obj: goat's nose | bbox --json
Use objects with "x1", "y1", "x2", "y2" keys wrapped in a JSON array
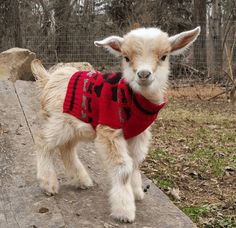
[{"x1": 137, "y1": 70, "x2": 151, "y2": 79}]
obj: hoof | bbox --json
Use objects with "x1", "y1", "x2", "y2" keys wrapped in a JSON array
[
  {"x1": 134, "y1": 187, "x2": 144, "y2": 201},
  {"x1": 39, "y1": 178, "x2": 59, "y2": 196},
  {"x1": 71, "y1": 174, "x2": 93, "y2": 190}
]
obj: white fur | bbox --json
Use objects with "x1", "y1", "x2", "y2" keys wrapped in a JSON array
[
  {"x1": 60, "y1": 146, "x2": 93, "y2": 189},
  {"x1": 126, "y1": 27, "x2": 163, "y2": 39},
  {"x1": 128, "y1": 129, "x2": 151, "y2": 200}
]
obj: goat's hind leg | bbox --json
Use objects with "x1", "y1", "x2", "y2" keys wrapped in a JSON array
[
  {"x1": 36, "y1": 133, "x2": 59, "y2": 195},
  {"x1": 60, "y1": 143, "x2": 93, "y2": 189},
  {"x1": 36, "y1": 114, "x2": 80, "y2": 195}
]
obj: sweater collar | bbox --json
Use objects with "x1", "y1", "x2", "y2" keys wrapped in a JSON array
[{"x1": 119, "y1": 78, "x2": 166, "y2": 114}]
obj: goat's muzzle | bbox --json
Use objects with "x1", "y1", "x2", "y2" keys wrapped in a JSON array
[
  {"x1": 136, "y1": 70, "x2": 153, "y2": 86},
  {"x1": 137, "y1": 70, "x2": 151, "y2": 80}
]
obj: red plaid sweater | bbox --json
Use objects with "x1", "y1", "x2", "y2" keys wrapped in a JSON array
[{"x1": 63, "y1": 71, "x2": 166, "y2": 139}]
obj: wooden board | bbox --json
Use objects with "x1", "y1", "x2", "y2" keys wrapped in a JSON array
[
  {"x1": 0, "y1": 80, "x2": 195, "y2": 228},
  {"x1": 0, "y1": 81, "x2": 65, "y2": 228}
]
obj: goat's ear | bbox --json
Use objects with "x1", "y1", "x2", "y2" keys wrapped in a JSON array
[
  {"x1": 94, "y1": 36, "x2": 124, "y2": 56},
  {"x1": 169, "y1": 27, "x2": 200, "y2": 55}
]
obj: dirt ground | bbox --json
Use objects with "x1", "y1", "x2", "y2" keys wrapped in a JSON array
[{"x1": 142, "y1": 85, "x2": 236, "y2": 227}]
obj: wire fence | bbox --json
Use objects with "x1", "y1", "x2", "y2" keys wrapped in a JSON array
[
  {"x1": 1, "y1": 31, "x2": 235, "y2": 85},
  {"x1": 0, "y1": 0, "x2": 235, "y2": 86},
  {"x1": 23, "y1": 34, "x2": 120, "y2": 69}
]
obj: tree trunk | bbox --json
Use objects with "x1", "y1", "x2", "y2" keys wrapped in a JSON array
[
  {"x1": 53, "y1": 0, "x2": 71, "y2": 62},
  {"x1": 39, "y1": 0, "x2": 52, "y2": 36},
  {"x1": 193, "y1": 0, "x2": 207, "y2": 71},
  {"x1": 13, "y1": 0, "x2": 22, "y2": 47},
  {"x1": 209, "y1": 0, "x2": 223, "y2": 76},
  {"x1": 0, "y1": 0, "x2": 22, "y2": 49}
]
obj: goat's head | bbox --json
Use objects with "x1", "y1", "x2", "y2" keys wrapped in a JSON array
[{"x1": 94, "y1": 27, "x2": 200, "y2": 96}]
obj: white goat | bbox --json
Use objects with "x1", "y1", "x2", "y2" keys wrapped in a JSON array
[{"x1": 31, "y1": 26, "x2": 200, "y2": 223}]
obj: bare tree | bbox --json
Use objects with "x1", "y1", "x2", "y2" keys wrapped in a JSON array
[
  {"x1": 14, "y1": 0, "x2": 23, "y2": 47},
  {"x1": 107, "y1": 0, "x2": 136, "y2": 29},
  {"x1": 193, "y1": 0, "x2": 207, "y2": 71},
  {"x1": 0, "y1": 0, "x2": 22, "y2": 48},
  {"x1": 208, "y1": 0, "x2": 223, "y2": 75},
  {"x1": 53, "y1": 0, "x2": 72, "y2": 61},
  {"x1": 38, "y1": 0, "x2": 53, "y2": 36}
]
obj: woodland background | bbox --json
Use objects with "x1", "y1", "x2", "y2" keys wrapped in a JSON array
[{"x1": 0, "y1": 0, "x2": 235, "y2": 85}]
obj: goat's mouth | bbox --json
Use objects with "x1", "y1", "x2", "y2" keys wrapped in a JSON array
[{"x1": 136, "y1": 79, "x2": 153, "y2": 87}]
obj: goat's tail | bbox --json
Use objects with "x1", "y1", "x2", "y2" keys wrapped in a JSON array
[{"x1": 31, "y1": 59, "x2": 50, "y2": 89}]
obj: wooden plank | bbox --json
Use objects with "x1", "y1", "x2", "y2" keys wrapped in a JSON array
[
  {"x1": 0, "y1": 81, "x2": 65, "y2": 228},
  {"x1": 15, "y1": 80, "x2": 195, "y2": 227}
]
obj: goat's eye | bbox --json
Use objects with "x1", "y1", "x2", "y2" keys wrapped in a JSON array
[
  {"x1": 124, "y1": 57, "x2": 130, "y2": 62},
  {"x1": 161, "y1": 55, "x2": 167, "y2": 61}
]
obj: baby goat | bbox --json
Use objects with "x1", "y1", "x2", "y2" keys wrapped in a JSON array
[{"x1": 31, "y1": 26, "x2": 200, "y2": 223}]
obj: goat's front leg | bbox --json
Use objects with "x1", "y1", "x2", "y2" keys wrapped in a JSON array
[
  {"x1": 131, "y1": 168, "x2": 144, "y2": 200},
  {"x1": 128, "y1": 129, "x2": 151, "y2": 201},
  {"x1": 95, "y1": 125, "x2": 135, "y2": 223}
]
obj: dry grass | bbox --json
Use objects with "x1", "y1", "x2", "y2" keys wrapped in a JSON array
[
  {"x1": 168, "y1": 84, "x2": 226, "y2": 99},
  {"x1": 142, "y1": 85, "x2": 236, "y2": 227}
]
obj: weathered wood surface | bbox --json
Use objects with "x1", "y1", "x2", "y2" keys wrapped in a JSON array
[{"x1": 0, "y1": 80, "x2": 195, "y2": 228}]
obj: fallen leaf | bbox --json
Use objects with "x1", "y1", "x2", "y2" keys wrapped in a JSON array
[
  {"x1": 103, "y1": 223, "x2": 113, "y2": 228},
  {"x1": 224, "y1": 166, "x2": 235, "y2": 172},
  {"x1": 188, "y1": 170, "x2": 198, "y2": 177},
  {"x1": 177, "y1": 138, "x2": 185, "y2": 142},
  {"x1": 0, "y1": 124, "x2": 3, "y2": 136},
  {"x1": 167, "y1": 187, "x2": 181, "y2": 200},
  {"x1": 38, "y1": 207, "x2": 49, "y2": 213}
]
